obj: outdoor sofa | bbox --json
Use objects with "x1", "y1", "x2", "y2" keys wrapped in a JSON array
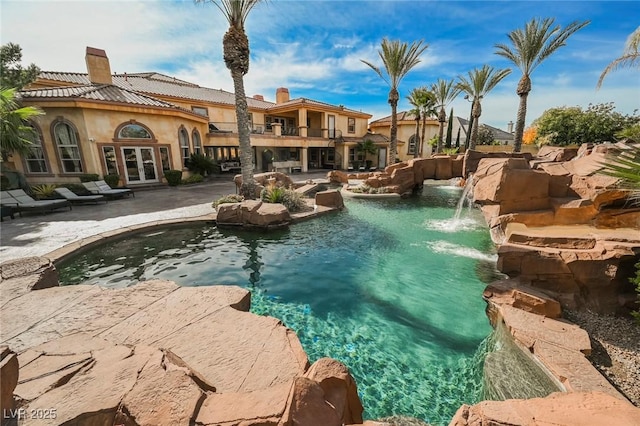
[{"x1": 0, "y1": 189, "x2": 72, "y2": 217}]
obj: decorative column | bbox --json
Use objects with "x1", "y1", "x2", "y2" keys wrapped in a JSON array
[
  {"x1": 298, "y1": 108, "x2": 308, "y2": 137},
  {"x1": 301, "y1": 147, "x2": 308, "y2": 172},
  {"x1": 271, "y1": 122, "x2": 282, "y2": 137}
]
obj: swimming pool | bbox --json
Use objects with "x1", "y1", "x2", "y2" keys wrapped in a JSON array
[{"x1": 58, "y1": 184, "x2": 496, "y2": 424}]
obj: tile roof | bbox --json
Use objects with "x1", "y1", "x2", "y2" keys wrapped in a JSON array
[
  {"x1": 268, "y1": 97, "x2": 370, "y2": 117},
  {"x1": 457, "y1": 117, "x2": 514, "y2": 140},
  {"x1": 38, "y1": 71, "x2": 274, "y2": 109},
  {"x1": 20, "y1": 84, "x2": 201, "y2": 115},
  {"x1": 370, "y1": 110, "x2": 437, "y2": 124}
]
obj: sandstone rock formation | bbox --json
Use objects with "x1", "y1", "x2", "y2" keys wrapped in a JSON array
[
  {"x1": 216, "y1": 199, "x2": 291, "y2": 229},
  {"x1": 315, "y1": 189, "x2": 344, "y2": 209},
  {"x1": 1, "y1": 258, "x2": 364, "y2": 425},
  {"x1": 449, "y1": 391, "x2": 640, "y2": 426},
  {"x1": 1, "y1": 346, "x2": 19, "y2": 423},
  {"x1": 471, "y1": 143, "x2": 640, "y2": 314},
  {"x1": 234, "y1": 171, "x2": 295, "y2": 197}
]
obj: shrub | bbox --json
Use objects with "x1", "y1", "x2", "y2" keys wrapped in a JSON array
[
  {"x1": 31, "y1": 184, "x2": 57, "y2": 199},
  {"x1": 103, "y1": 174, "x2": 120, "y2": 188},
  {"x1": 632, "y1": 261, "x2": 640, "y2": 324},
  {"x1": 186, "y1": 153, "x2": 216, "y2": 176},
  {"x1": 182, "y1": 173, "x2": 204, "y2": 185},
  {"x1": 0, "y1": 175, "x2": 9, "y2": 190},
  {"x1": 59, "y1": 183, "x2": 87, "y2": 194},
  {"x1": 212, "y1": 194, "x2": 244, "y2": 208},
  {"x1": 79, "y1": 174, "x2": 100, "y2": 182},
  {"x1": 164, "y1": 170, "x2": 183, "y2": 186},
  {"x1": 261, "y1": 185, "x2": 286, "y2": 203},
  {"x1": 281, "y1": 188, "x2": 307, "y2": 212}
]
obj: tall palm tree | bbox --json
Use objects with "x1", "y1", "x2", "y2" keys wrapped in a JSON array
[
  {"x1": 362, "y1": 38, "x2": 428, "y2": 164},
  {"x1": 406, "y1": 87, "x2": 435, "y2": 157},
  {"x1": 198, "y1": 0, "x2": 262, "y2": 198},
  {"x1": 495, "y1": 17, "x2": 590, "y2": 153},
  {"x1": 597, "y1": 26, "x2": 640, "y2": 89},
  {"x1": 456, "y1": 65, "x2": 512, "y2": 150},
  {"x1": 431, "y1": 78, "x2": 462, "y2": 153},
  {"x1": 0, "y1": 87, "x2": 44, "y2": 162}
]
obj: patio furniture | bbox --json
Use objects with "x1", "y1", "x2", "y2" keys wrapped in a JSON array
[
  {"x1": 1, "y1": 204, "x2": 15, "y2": 221},
  {"x1": 54, "y1": 187, "x2": 107, "y2": 204},
  {"x1": 1, "y1": 189, "x2": 72, "y2": 217},
  {"x1": 82, "y1": 181, "x2": 134, "y2": 198}
]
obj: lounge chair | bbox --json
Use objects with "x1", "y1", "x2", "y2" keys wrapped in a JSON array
[
  {"x1": 1, "y1": 189, "x2": 71, "y2": 217},
  {"x1": 82, "y1": 181, "x2": 134, "y2": 198},
  {"x1": 54, "y1": 187, "x2": 107, "y2": 204}
]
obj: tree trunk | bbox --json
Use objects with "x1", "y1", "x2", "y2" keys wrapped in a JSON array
[
  {"x1": 470, "y1": 100, "x2": 482, "y2": 150},
  {"x1": 224, "y1": 26, "x2": 254, "y2": 198},
  {"x1": 231, "y1": 69, "x2": 255, "y2": 198},
  {"x1": 513, "y1": 74, "x2": 531, "y2": 153},
  {"x1": 421, "y1": 114, "x2": 427, "y2": 157},
  {"x1": 465, "y1": 107, "x2": 474, "y2": 151},
  {"x1": 437, "y1": 107, "x2": 446, "y2": 153},
  {"x1": 388, "y1": 88, "x2": 399, "y2": 164},
  {"x1": 414, "y1": 116, "x2": 420, "y2": 158}
]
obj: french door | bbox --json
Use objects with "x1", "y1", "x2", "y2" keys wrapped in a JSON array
[{"x1": 121, "y1": 147, "x2": 158, "y2": 184}]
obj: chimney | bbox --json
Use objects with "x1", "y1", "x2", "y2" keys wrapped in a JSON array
[
  {"x1": 253, "y1": 94, "x2": 264, "y2": 101},
  {"x1": 85, "y1": 47, "x2": 112, "y2": 85},
  {"x1": 276, "y1": 87, "x2": 290, "y2": 104},
  {"x1": 507, "y1": 120, "x2": 514, "y2": 134}
]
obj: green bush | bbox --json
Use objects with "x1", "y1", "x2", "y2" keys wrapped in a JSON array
[
  {"x1": 164, "y1": 170, "x2": 183, "y2": 186},
  {"x1": 31, "y1": 184, "x2": 57, "y2": 199},
  {"x1": 261, "y1": 184, "x2": 308, "y2": 212},
  {"x1": 261, "y1": 185, "x2": 286, "y2": 203},
  {"x1": 0, "y1": 175, "x2": 9, "y2": 190},
  {"x1": 59, "y1": 183, "x2": 87, "y2": 194},
  {"x1": 186, "y1": 153, "x2": 216, "y2": 176},
  {"x1": 79, "y1": 174, "x2": 100, "y2": 182},
  {"x1": 182, "y1": 174, "x2": 204, "y2": 185},
  {"x1": 212, "y1": 194, "x2": 244, "y2": 208},
  {"x1": 103, "y1": 174, "x2": 120, "y2": 188}
]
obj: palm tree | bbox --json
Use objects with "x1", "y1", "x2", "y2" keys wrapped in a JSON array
[
  {"x1": 0, "y1": 87, "x2": 44, "y2": 162},
  {"x1": 495, "y1": 17, "x2": 590, "y2": 152},
  {"x1": 406, "y1": 87, "x2": 435, "y2": 157},
  {"x1": 456, "y1": 65, "x2": 512, "y2": 150},
  {"x1": 597, "y1": 26, "x2": 640, "y2": 89},
  {"x1": 356, "y1": 139, "x2": 378, "y2": 169},
  {"x1": 431, "y1": 78, "x2": 462, "y2": 153},
  {"x1": 198, "y1": 0, "x2": 263, "y2": 198},
  {"x1": 362, "y1": 38, "x2": 428, "y2": 164}
]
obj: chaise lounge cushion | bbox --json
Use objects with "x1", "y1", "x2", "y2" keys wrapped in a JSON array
[
  {"x1": 82, "y1": 181, "x2": 134, "y2": 198},
  {"x1": 54, "y1": 187, "x2": 107, "y2": 204},
  {"x1": 2, "y1": 189, "x2": 71, "y2": 215}
]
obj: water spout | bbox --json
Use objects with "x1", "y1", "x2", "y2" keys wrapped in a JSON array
[{"x1": 453, "y1": 175, "x2": 474, "y2": 222}]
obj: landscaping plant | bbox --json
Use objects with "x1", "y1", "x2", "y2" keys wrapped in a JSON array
[
  {"x1": 103, "y1": 174, "x2": 120, "y2": 188},
  {"x1": 212, "y1": 194, "x2": 244, "y2": 208},
  {"x1": 31, "y1": 183, "x2": 57, "y2": 199},
  {"x1": 164, "y1": 170, "x2": 183, "y2": 186}
]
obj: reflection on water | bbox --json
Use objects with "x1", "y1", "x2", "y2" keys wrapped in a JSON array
[{"x1": 58, "y1": 185, "x2": 498, "y2": 424}]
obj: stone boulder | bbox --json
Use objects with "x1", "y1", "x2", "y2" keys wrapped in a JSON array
[
  {"x1": 303, "y1": 357, "x2": 364, "y2": 424},
  {"x1": 327, "y1": 170, "x2": 349, "y2": 184},
  {"x1": 390, "y1": 164, "x2": 418, "y2": 194},
  {"x1": 1, "y1": 346, "x2": 18, "y2": 422},
  {"x1": 434, "y1": 155, "x2": 453, "y2": 180},
  {"x1": 449, "y1": 391, "x2": 640, "y2": 426},
  {"x1": 216, "y1": 200, "x2": 291, "y2": 229},
  {"x1": 473, "y1": 158, "x2": 550, "y2": 215},
  {"x1": 462, "y1": 149, "x2": 533, "y2": 178},
  {"x1": 483, "y1": 279, "x2": 562, "y2": 319},
  {"x1": 315, "y1": 189, "x2": 344, "y2": 209}
]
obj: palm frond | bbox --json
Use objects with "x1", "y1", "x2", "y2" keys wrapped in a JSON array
[
  {"x1": 599, "y1": 145, "x2": 640, "y2": 204},
  {"x1": 597, "y1": 26, "x2": 640, "y2": 89}
]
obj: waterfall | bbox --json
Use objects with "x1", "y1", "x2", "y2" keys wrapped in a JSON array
[{"x1": 453, "y1": 175, "x2": 474, "y2": 221}]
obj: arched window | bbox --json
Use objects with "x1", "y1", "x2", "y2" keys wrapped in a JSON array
[
  {"x1": 408, "y1": 134, "x2": 418, "y2": 155},
  {"x1": 53, "y1": 120, "x2": 84, "y2": 173},
  {"x1": 23, "y1": 124, "x2": 49, "y2": 173},
  {"x1": 192, "y1": 130, "x2": 202, "y2": 155},
  {"x1": 179, "y1": 127, "x2": 190, "y2": 167},
  {"x1": 118, "y1": 123, "x2": 152, "y2": 139}
]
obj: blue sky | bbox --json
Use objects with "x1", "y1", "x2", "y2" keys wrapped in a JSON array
[{"x1": 2, "y1": 0, "x2": 638, "y2": 130}]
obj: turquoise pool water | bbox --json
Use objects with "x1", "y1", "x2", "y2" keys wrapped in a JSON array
[{"x1": 58, "y1": 184, "x2": 496, "y2": 424}]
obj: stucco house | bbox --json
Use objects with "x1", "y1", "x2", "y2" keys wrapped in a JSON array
[
  {"x1": 368, "y1": 111, "x2": 439, "y2": 162},
  {"x1": 369, "y1": 111, "x2": 515, "y2": 158},
  {"x1": 11, "y1": 47, "x2": 377, "y2": 187}
]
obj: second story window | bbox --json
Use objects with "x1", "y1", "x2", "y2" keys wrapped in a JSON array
[
  {"x1": 54, "y1": 120, "x2": 84, "y2": 173},
  {"x1": 192, "y1": 106, "x2": 208, "y2": 117},
  {"x1": 348, "y1": 118, "x2": 355, "y2": 133}
]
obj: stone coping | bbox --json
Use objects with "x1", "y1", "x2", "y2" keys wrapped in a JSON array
[{"x1": 43, "y1": 204, "x2": 342, "y2": 265}]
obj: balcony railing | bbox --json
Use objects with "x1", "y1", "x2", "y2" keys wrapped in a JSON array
[
  {"x1": 208, "y1": 122, "x2": 269, "y2": 134},
  {"x1": 208, "y1": 122, "x2": 343, "y2": 139}
]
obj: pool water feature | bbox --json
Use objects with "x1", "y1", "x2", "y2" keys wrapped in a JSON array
[{"x1": 58, "y1": 184, "x2": 496, "y2": 424}]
